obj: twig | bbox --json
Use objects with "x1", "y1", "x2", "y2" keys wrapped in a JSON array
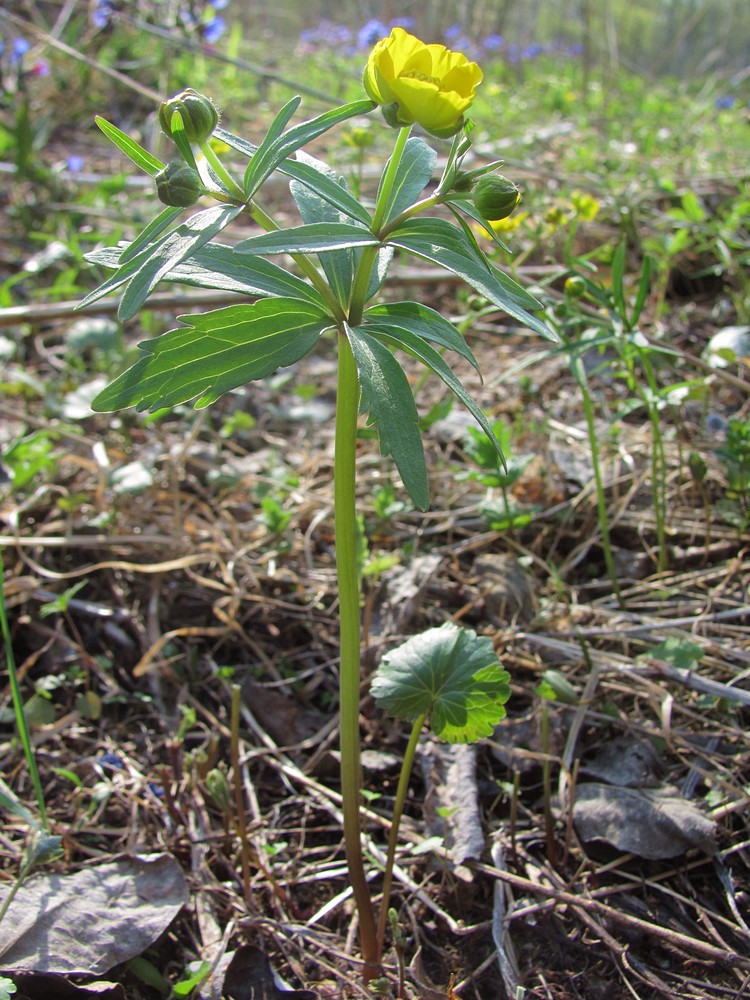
[{"x1": 473, "y1": 860, "x2": 750, "y2": 970}]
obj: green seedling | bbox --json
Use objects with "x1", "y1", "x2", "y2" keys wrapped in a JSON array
[
  {"x1": 461, "y1": 419, "x2": 537, "y2": 531},
  {"x1": 81, "y1": 29, "x2": 552, "y2": 981}
]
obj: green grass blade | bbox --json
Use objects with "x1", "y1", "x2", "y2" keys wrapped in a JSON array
[{"x1": 0, "y1": 557, "x2": 48, "y2": 831}]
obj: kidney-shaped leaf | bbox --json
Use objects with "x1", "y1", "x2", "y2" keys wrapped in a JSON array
[
  {"x1": 371, "y1": 621, "x2": 511, "y2": 743},
  {"x1": 92, "y1": 299, "x2": 330, "y2": 412}
]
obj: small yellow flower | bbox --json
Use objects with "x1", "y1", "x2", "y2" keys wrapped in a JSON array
[{"x1": 363, "y1": 27, "x2": 483, "y2": 138}]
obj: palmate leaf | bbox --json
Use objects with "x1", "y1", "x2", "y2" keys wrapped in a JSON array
[
  {"x1": 119, "y1": 206, "x2": 186, "y2": 265},
  {"x1": 290, "y1": 152, "x2": 356, "y2": 303},
  {"x1": 364, "y1": 301, "x2": 479, "y2": 370},
  {"x1": 376, "y1": 137, "x2": 437, "y2": 225},
  {"x1": 214, "y1": 127, "x2": 372, "y2": 227},
  {"x1": 95, "y1": 117, "x2": 165, "y2": 177},
  {"x1": 91, "y1": 299, "x2": 330, "y2": 412},
  {"x1": 364, "y1": 317, "x2": 504, "y2": 460},
  {"x1": 345, "y1": 323, "x2": 429, "y2": 510},
  {"x1": 242, "y1": 99, "x2": 375, "y2": 200},
  {"x1": 386, "y1": 217, "x2": 554, "y2": 340},
  {"x1": 86, "y1": 243, "x2": 328, "y2": 309},
  {"x1": 79, "y1": 205, "x2": 244, "y2": 318},
  {"x1": 371, "y1": 621, "x2": 511, "y2": 743},
  {"x1": 235, "y1": 223, "x2": 379, "y2": 256},
  {"x1": 119, "y1": 204, "x2": 245, "y2": 321}
]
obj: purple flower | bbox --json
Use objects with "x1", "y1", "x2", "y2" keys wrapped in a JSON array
[
  {"x1": 444, "y1": 24, "x2": 464, "y2": 42},
  {"x1": 66, "y1": 155, "x2": 85, "y2": 173},
  {"x1": 209, "y1": 0, "x2": 229, "y2": 7},
  {"x1": 357, "y1": 19, "x2": 388, "y2": 49},
  {"x1": 388, "y1": 17, "x2": 415, "y2": 30},
  {"x1": 30, "y1": 59, "x2": 49, "y2": 76},
  {"x1": 714, "y1": 95, "x2": 736, "y2": 110},
  {"x1": 91, "y1": 1, "x2": 114, "y2": 28},
  {"x1": 523, "y1": 42, "x2": 544, "y2": 59},
  {"x1": 203, "y1": 16, "x2": 225, "y2": 43},
  {"x1": 483, "y1": 34, "x2": 504, "y2": 52}
]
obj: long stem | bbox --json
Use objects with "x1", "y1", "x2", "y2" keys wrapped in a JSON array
[
  {"x1": 376, "y1": 711, "x2": 427, "y2": 950},
  {"x1": 348, "y1": 125, "x2": 412, "y2": 326},
  {"x1": 335, "y1": 331, "x2": 380, "y2": 976},
  {"x1": 335, "y1": 126, "x2": 414, "y2": 978},
  {"x1": 574, "y1": 355, "x2": 624, "y2": 607},
  {"x1": 0, "y1": 556, "x2": 48, "y2": 831}
]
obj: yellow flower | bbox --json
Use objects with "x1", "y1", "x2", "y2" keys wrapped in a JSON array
[{"x1": 363, "y1": 27, "x2": 483, "y2": 138}]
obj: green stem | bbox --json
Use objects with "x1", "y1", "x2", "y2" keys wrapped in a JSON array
[
  {"x1": 372, "y1": 126, "x2": 411, "y2": 232},
  {"x1": 199, "y1": 138, "x2": 245, "y2": 201},
  {"x1": 249, "y1": 200, "x2": 346, "y2": 323},
  {"x1": 0, "y1": 555, "x2": 48, "y2": 831},
  {"x1": 376, "y1": 711, "x2": 427, "y2": 951},
  {"x1": 572, "y1": 353, "x2": 624, "y2": 607},
  {"x1": 348, "y1": 126, "x2": 412, "y2": 326},
  {"x1": 334, "y1": 331, "x2": 380, "y2": 977}
]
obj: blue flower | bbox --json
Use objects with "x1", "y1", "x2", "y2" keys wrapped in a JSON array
[
  {"x1": 209, "y1": 0, "x2": 229, "y2": 7},
  {"x1": 357, "y1": 19, "x2": 388, "y2": 49},
  {"x1": 66, "y1": 155, "x2": 85, "y2": 173},
  {"x1": 444, "y1": 24, "x2": 464, "y2": 42},
  {"x1": 388, "y1": 17, "x2": 415, "y2": 30},
  {"x1": 483, "y1": 34, "x2": 504, "y2": 52},
  {"x1": 10, "y1": 37, "x2": 30, "y2": 62},
  {"x1": 203, "y1": 16, "x2": 225, "y2": 43},
  {"x1": 523, "y1": 42, "x2": 544, "y2": 59},
  {"x1": 714, "y1": 95, "x2": 736, "y2": 110},
  {"x1": 98, "y1": 751, "x2": 124, "y2": 771},
  {"x1": 91, "y1": 1, "x2": 114, "y2": 28}
]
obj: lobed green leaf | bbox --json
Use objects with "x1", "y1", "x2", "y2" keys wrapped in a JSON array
[
  {"x1": 364, "y1": 319, "x2": 504, "y2": 461},
  {"x1": 241, "y1": 99, "x2": 375, "y2": 200},
  {"x1": 95, "y1": 117, "x2": 166, "y2": 177},
  {"x1": 235, "y1": 223, "x2": 379, "y2": 256},
  {"x1": 91, "y1": 299, "x2": 331, "y2": 412},
  {"x1": 364, "y1": 301, "x2": 479, "y2": 370},
  {"x1": 371, "y1": 621, "x2": 511, "y2": 743},
  {"x1": 345, "y1": 323, "x2": 429, "y2": 510},
  {"x1": 386, "y1": 217, "x2": 555, "y2": 340},
  {"x1": 119, "y1": 207, "x2": 186, "y2": 264},
  {"x1": 291, "y1": 152, "x2": 356, "y2": 304},
  {"x1": 376, "y1": 137, "x2": 436, "y2": 226},
  {"x1": 85, "y1": 242, "x2": 328, "y2": 310},
  {"x1": 118, "y1": 204, "x2": 244, "y2": 320},
  {"x1": 215, "y1": 127, "x2": 372, "y2": 226}
]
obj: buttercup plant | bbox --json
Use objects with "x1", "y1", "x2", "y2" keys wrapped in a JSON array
[{"x1": 81, "y1": 27, "x2": 553, "y2": 984}]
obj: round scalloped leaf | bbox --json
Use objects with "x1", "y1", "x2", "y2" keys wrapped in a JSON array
[{"x1": 371, "y1": 621, "x2": 511, "y2": 743}]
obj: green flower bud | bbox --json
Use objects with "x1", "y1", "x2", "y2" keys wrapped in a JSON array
[
  {"x1": 155, "y1": 160, "x2": 203, "y2": 207},
  {"x1": 159, "y1": 88, "x2": 219, "y2": 144},
  {"x1": 473, "y1": 174, "x2": 521, "y2": 221},
  {"x1": 564, "y1": 275, "x2": 587, "y2": 298}
]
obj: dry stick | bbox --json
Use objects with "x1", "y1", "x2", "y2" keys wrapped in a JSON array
[{"x1": 472, "y1": 860, "x2": 750, "y2": 970}]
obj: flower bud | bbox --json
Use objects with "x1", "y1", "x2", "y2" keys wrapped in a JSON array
[
  {"x1": 155, "y1": 160, "x2": 203, "y2": 207},
  {"x1": 564, "y1": 275, "x2": 586, "y2": 298},
  {"x1": 473, "y1": 174, "x2": 520, "y2": 221},
  {"x1": 159, "y1": 88, "x2": 219, "y2": 144}
]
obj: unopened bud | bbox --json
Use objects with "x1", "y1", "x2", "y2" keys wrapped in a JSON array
[
  {"x1": 159, "y1": 88, "x2": 219, "y2": 144},
  {"x1": 473, "y1": 174, "x2": 520, "y2": 221},
  {"x1": 155, "y1": 160, "x2": 203, "y2": 207}
]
